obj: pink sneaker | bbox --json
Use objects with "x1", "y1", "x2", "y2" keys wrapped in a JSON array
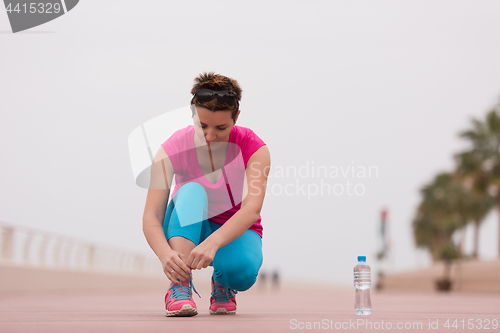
[
  {"x1": 209, "y1": 276, "x2": 238, "y2": 315},
  {"x1": 165, "y1": 279, "x2": 200, "y2": 317}
]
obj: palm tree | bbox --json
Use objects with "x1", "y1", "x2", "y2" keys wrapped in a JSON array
[
  {"x1": 458, "y1": 105, "x2": 500, "y2": 256},
  {"x1": 413, "y1": 209, "x2": 451, "y2": 262},
  {"x1": 470, "y1": 195, "x2": 495, "y2": 258},
  {"x1": 454, "y1": 151, "x2": 495, "y2": 258},
  {"x1": 413, "y1": 173, "x2": 471, "y2": 261}
]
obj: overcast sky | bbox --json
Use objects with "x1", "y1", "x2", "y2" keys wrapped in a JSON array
[{"x1": 1, "y1": 0, "x2": 500, "y2": 286}]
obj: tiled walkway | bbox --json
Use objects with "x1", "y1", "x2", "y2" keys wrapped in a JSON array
[{"x1": 1, "y1": 281, "x2": 499, "y2": 333}]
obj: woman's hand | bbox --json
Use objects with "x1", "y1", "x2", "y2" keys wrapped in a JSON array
[
  {"x1": 187, "y1": 239, "x2": 220, "y2": 270},
  {"x1": 159, "y1": 249, "x2": 192, "y2": 284}
]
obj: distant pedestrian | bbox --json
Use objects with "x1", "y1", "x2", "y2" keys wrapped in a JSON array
[
  {"x1": 259, "y1": 271, "x2": 268, "y2": 290},
  {"x1": 272, "y1": 270, "x2": 280, "y2": 289}
]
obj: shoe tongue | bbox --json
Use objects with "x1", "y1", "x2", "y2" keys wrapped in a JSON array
[
  {"x1": 179, "y1": 280, "x2": 191, "y2": 287},
  {"x1": 213, "y1": 278, "x2": 223, "y2": 288}
]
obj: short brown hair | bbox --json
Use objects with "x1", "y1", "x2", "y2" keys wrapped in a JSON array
[{"x1": 190, "y1": 72, "x2": 242, "y2": 119}]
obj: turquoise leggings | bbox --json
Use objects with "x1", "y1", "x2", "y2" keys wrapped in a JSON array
[{"x1": 163, "y1": 182, "x2": 263, "y2": 291}]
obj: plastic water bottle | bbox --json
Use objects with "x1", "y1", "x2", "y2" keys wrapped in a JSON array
[{"x1": 354, "y1": 256, "x2": 372, "y2": 315}]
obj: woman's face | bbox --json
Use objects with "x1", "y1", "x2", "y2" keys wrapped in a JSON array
[{"x1": 193, "y1": 106, "x2": 240, "y2": 144}]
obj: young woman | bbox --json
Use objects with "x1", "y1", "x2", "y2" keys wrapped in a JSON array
[{"x1": 142, "y1": 73, "x2": 270, "y2": 316}]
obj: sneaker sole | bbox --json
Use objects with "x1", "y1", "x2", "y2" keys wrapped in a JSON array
[
  {"x1": 165, "y1": 304, "x2": 198, "y2": 317},
  {"x1": 209, "y1": 308, "x2": 236, "y2": 315}
]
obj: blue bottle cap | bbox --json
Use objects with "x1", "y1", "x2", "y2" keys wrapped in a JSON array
[{"x1": 358, "y1": 256, "x2": 366, "y2": 262}]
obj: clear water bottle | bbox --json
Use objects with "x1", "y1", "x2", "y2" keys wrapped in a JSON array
[{"x1": 353, "y1": 256, "x2": 372, "y2": 315}]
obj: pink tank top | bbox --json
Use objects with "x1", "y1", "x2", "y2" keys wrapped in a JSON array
[{"x1": 161, "y1": 125, "x2": 266, "y2": 237}]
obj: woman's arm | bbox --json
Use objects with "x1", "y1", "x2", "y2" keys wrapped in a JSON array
[
  {"x1": 187, "y1": 145, "x2": 271, "y2": 270},
  {"x1": 142, "y1": 147, "x2": 191, "y2": 282}
]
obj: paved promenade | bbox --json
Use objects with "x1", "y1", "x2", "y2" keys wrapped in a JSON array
[{"x1": 1, "y1": 279, "x2": 499, "y2": 333}]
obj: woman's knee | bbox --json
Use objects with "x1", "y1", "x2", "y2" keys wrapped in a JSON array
[
  {"x1": 175, "y1": 182, "x2": 207, "y2": 204},
  {"x1": 214, "y1": 258, "x2": 260, "y2": 291}
]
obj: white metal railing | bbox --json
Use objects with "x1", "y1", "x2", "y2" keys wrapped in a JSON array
[{"x1": 0, "y1": 221, "x2": 161, "y2": 277}]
